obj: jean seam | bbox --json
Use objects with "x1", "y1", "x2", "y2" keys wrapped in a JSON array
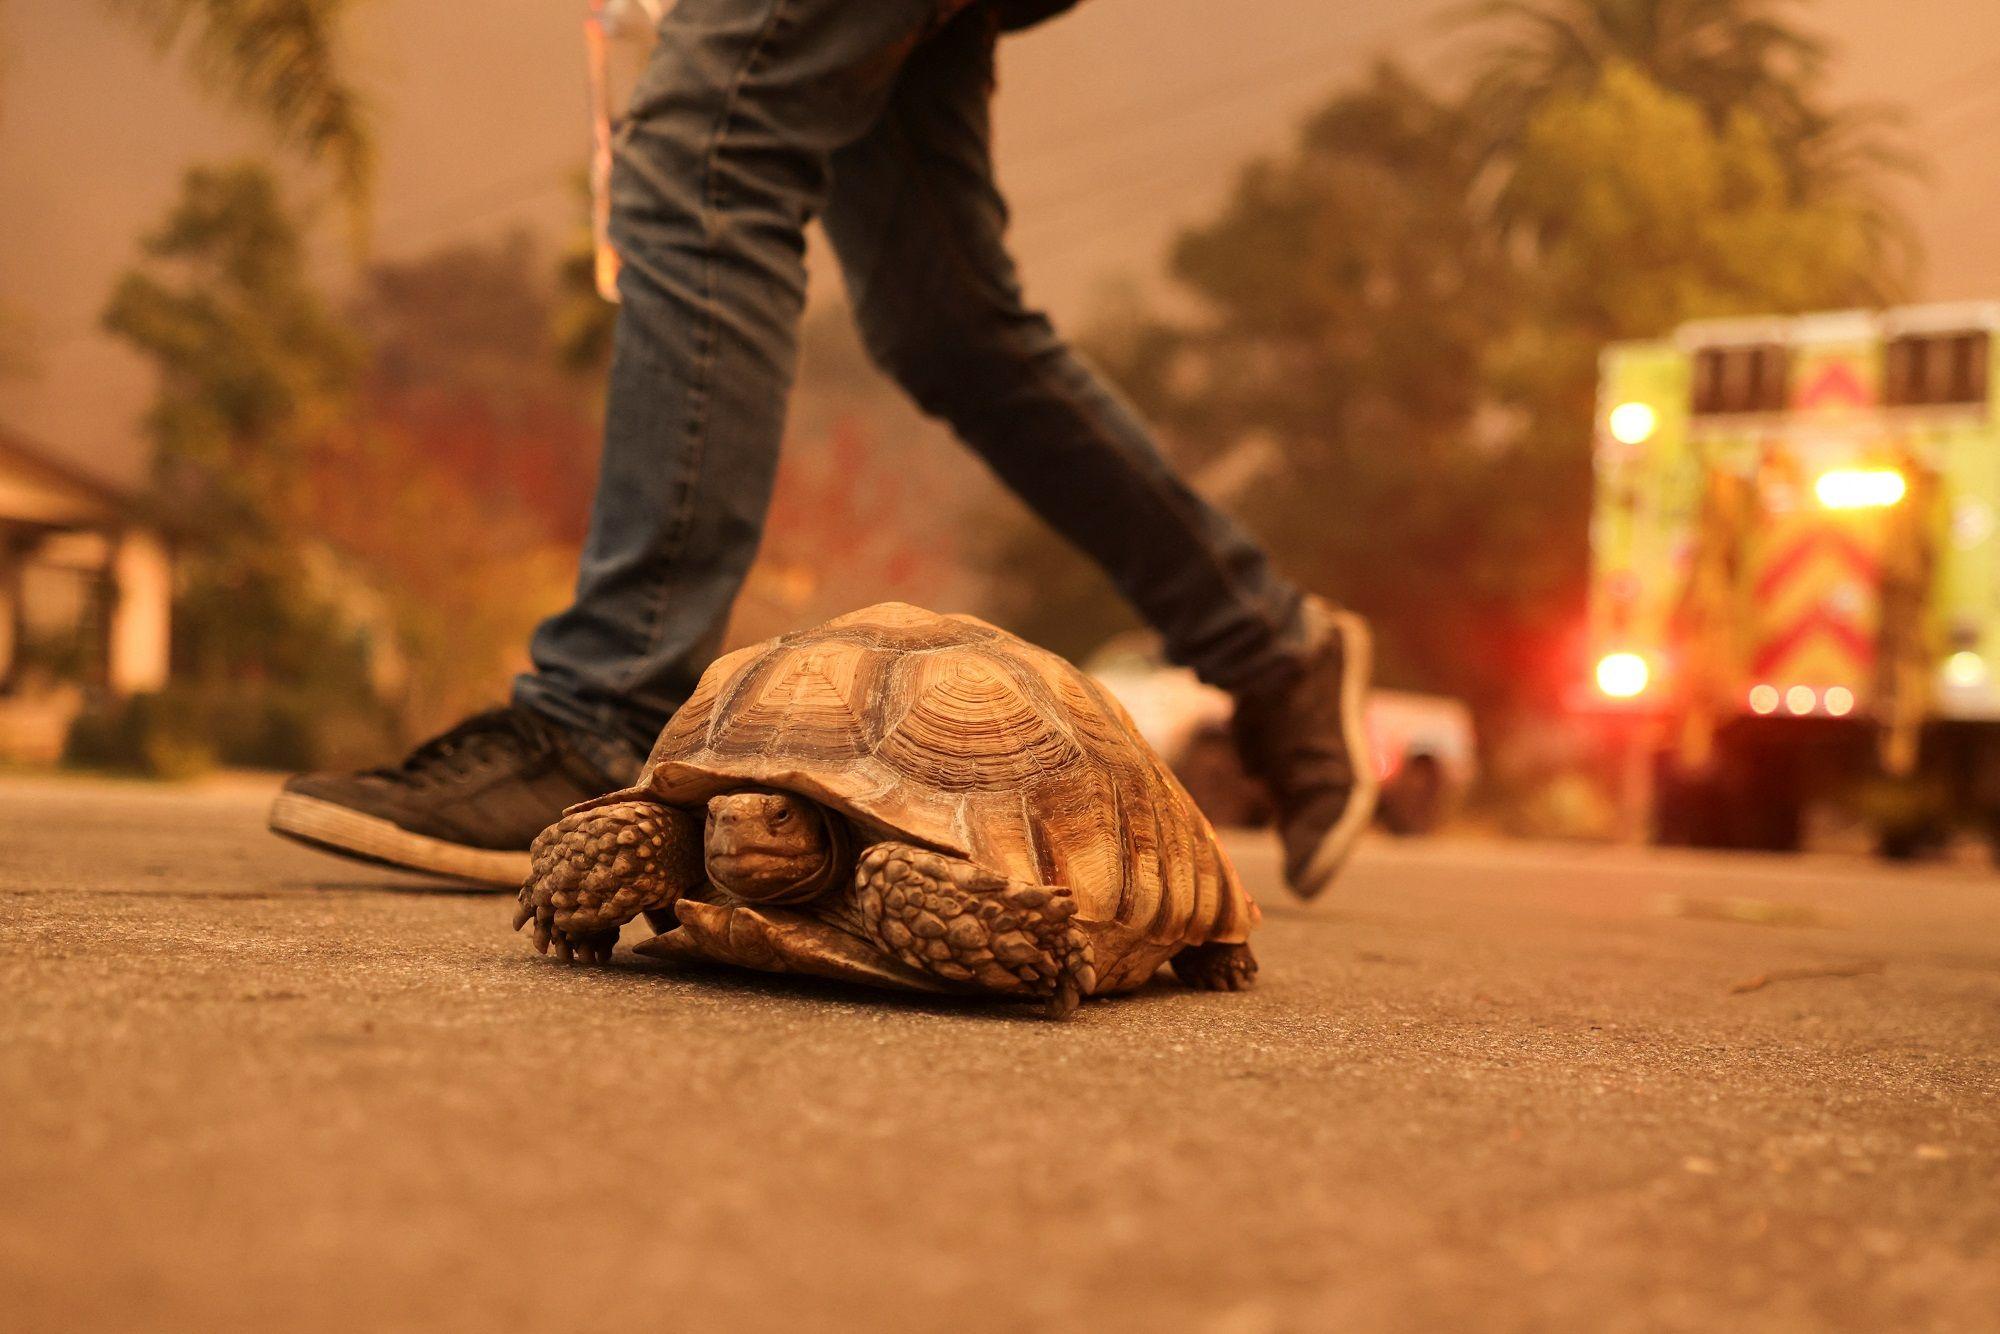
[{"x1": 618, "y1": 0, "x2": 796, "y2": 697}]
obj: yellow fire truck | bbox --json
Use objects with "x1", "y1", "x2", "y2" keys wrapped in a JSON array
[{"x1": 1587, "y1": 304, "x2": 2000, "y2": 855}]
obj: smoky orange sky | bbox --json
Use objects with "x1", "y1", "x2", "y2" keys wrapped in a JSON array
[{"x1": 2, "y1": 0, "x2": 1997, "y2": 483}]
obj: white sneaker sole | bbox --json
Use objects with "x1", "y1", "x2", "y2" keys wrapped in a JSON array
[
  {"x1": 1291, "y1": 609, "x2": 1379, "y2": 900},
  {"x1": 267, "y1": 791, "x2": 530, "y2": 889}
]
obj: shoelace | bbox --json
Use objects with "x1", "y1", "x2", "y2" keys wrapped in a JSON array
[{"x1": 373, "y1": 708, "x2": 562, "y2": 786}]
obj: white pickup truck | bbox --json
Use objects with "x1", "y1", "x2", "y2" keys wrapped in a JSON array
[{"x1": 1090, "y1": 641, "x2": 1477, "y2": 835}]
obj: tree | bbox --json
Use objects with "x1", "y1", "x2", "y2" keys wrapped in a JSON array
[
  {"x1": 1459, "y1": 0, "x2": 1914, "y2": 285},
  {"x1": 103, "y1": 163, "x2": 358, "y2": 536},
  {"x1": 105, "y1": 0, "x2": 373, "y2": 209},
  {"x1": 1464, "y1": 0, "x2": 1827, "y2": 144},
  {"x1": 327, "y1": 233, "x2": 606, "y2": 730},
  {"x1": 100, "y1": 161, "x2": 388, "y2": 765},
  {"x1": 354, "y1": 233, "x2": 601, "y2": 545},
  {"x1": 101, "y1": 170, "x2": 608, "y2": 748}
]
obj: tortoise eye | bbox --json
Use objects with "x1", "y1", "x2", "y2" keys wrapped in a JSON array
[{"x1": 772, "y1": 808, "x2": 791, "y2": 825}]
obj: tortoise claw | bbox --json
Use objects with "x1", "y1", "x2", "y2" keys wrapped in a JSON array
[{"x1": 1045, "y1": 979, "x2": 1081, "y2": 1020}]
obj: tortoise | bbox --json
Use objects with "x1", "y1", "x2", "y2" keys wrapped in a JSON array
[{"x1": 512, "y1": 602, "x2": 1259, "y2": 1016}]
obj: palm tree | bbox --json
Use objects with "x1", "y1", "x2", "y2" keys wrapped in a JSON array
[
  {"x1": 1455, "y1": 0, "x2": 1917, "y2": 286},
  {"x1": 1460, "y1": 0, "x2": 1828, "y2": 144},
  {"x1": 106, "y1": 0, "x2": 373, "y2": 211}
]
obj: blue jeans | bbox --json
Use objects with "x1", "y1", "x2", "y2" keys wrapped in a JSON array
[{"x1": 515, "y1": 0, "x2": 1310, "y2": 752}]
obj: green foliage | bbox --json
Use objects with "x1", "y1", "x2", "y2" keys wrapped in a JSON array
[
  {"x1": 103, "y1": 162, "x2": 360, "y2": 528},
  {"x1": 105, "y1": 0, "x2": 374, "y2": 213},
  {"x1": 99, "y1": 162, "x2": 391, "y2": 765},
  {"x1": 1460, "y1": 0, "x2": 1916, "y2": 289},
  {"x1": 1506, "y1": 62, "x2": 1882, "y2": 336},
  {"x1": 1463, "y1": 0, "x2": 1826, "y2": 144}
]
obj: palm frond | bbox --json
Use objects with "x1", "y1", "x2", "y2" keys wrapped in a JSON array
[{"x1": 106, "y1": 0, "x2": 373, "y2": 216}]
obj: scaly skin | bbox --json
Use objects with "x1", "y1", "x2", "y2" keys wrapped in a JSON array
[
  {"x1": 851, "y1": 842, "x2": 1098, "y2": 1019},
  {"x1": 703, "y1": 791, "x2": 841, "y2": 903},
  {"x1": 1169, "y1": 940, "x2": 1259, "y2": 991},
  {"x1": 513, "y1": 800, "x2": 703, "y2": 964}
]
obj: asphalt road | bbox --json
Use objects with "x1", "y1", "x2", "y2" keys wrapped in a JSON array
[{"x1": 2, "y1": 774, "x2": 1996, "y2": 1333}]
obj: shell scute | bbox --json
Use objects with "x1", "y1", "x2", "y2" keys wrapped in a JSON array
[
  {"x1": 706, "y1": 644, "x2": 880, "y2": 764},
  {"x1": 874, "y1": 653, "x2": 1083, "y2": 791}
]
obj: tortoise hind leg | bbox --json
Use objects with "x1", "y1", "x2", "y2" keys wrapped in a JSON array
[
  {"x1": 850, "y1": 843, "x2": 1097, "y2": 1019},
  {"x1": 1170, "y1": 941, "x2": 1258, "y2": 991}
]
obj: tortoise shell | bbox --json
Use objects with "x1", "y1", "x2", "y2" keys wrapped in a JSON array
[{"x1": 620, "y1": 602, "x2": 1257, "y2": 966}]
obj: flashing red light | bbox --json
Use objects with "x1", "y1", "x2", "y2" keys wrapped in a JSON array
[{"x1": 1596, "y1": 652, "x2": 1649, "y2": 699}]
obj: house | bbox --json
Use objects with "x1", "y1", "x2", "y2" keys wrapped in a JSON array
[{"x1": 0, "y1": 424, "x2": 170, "y2": 759}]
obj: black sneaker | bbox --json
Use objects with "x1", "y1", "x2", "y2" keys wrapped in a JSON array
[
  {"x1": 1231, "y1": 599, "x2": 1378, "y2": 899},
  {"x1": 268, "y1": 707, "x2": 642, "y2": 887}
]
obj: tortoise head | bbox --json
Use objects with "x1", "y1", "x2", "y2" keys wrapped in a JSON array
[{"x1": 703, "y1": 791, "x2": 840, "y2": 904}]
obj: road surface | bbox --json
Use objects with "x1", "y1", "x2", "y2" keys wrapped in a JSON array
[{"x1": 2, "y1": 774, "x2": 1995, "y2": 1332}]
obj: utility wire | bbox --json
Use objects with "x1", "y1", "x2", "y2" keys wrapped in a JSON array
[{"x1": 1002, "y1": 4, "x2": 1436, "y2": 168}]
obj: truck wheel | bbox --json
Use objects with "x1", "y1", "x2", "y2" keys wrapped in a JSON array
[
  {"x1": 1876, "y1": 823, "x2": 1926, "y2": 861},
  {"x1": 1736, "y1": 775, "x2": 1803, "y2": 852},
  {"x1": 1379, "y1": 755, "x2": 1444, "y2": 836},
  {"x1": 1876, "y1": 818, "x2": 1946, "y2": 861},
  {"x1": 1653, "y1": 757, "x2": 1729, "y2": 847}
]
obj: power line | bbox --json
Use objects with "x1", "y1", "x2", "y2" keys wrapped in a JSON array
[
  {"x1": 1002, "y1": 5, "x2": 1437, "y2": 171},
  {"x1": 306, "y1": 155, "x2": 581, "y2": 270}
]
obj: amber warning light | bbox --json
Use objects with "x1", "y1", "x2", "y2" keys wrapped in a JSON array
[
  {"x1": 1607, "y1": 402, "x2": 1658, "y2": 446},
  {"x1": 1815, "y1": 468, "x2": 1906, "y2": 510}
]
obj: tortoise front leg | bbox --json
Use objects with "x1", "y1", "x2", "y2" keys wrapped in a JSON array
[
  {"x1": 513, "y1": 800, "x2": 703, "y2": 964},
  {"x1": 849, "y1": 843, "x2": 1098, "y2": 1018}
]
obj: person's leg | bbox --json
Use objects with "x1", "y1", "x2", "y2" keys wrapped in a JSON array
[
  {"x1": 515, "y1": 0, "x2": 962, "y2": 755},
  {"x1": 821, "y1": 7, "x2": 1312, "y2": 699},
  {"x1": 821, "y1": 7, "x2": 1375, "y2": 894},
  {"x1": 272, "y1": 0, "x2": 960, "y2": 883}
]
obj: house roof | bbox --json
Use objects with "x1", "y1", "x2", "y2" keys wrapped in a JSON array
[{"x1": 0, "y1": 423, "x2": 141, "y2": 530}]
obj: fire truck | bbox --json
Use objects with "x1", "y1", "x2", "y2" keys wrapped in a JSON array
[{"x1": 1586, "y1": 303, "x2": 2000, "y2": 855}]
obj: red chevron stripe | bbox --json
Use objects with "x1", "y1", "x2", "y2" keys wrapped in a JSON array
[
  {"x1": 1752, "y1": 605, "x2": 1875, "y2": 677},
  {"x1": 1797, "y1": 362, "x2": 1871, "y2": 410},
  {"x1": 1753, "y1": 528, "x2": 1881, "y2": 602}
]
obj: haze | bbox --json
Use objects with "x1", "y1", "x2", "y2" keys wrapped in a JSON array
[{"x1": 2, "y1": 0, "x2": 1996, "y2": 481}]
